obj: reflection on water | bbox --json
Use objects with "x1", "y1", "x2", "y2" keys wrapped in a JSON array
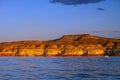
[{"x1": 0, "y1": 57, "x2": 120, "y2": 80}]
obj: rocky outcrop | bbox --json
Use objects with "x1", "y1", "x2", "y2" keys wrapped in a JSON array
[
  {"x1": 16, "y1": 49, "x2": 44, "y2": 56},
  {"x1": 62, "y1": 45, "x2": 84, "y2": 56},
  {"x1": 0, "y1": 34, "x2": 120, "y2": 56},
  {"x1": 85, "y1": 45, "x2": 104, "y2": 56}
]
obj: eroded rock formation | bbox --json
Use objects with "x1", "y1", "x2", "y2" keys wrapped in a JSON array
[{"x1": 0, "y1": 34, "x2": 120, "y2": 56}]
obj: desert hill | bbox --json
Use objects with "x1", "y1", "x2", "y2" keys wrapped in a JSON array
[{"x1": 0, "y1": 34, "x2": 120, "y2": 56}]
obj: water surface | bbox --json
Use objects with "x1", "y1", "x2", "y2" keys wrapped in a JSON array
[{"x1": 0, "y1": 57, "x2": 120, "y2": 80}]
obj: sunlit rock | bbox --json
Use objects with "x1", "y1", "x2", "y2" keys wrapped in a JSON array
[
  {"x1": 16, "y1": 49, "x2": 44, "y2": 56},
  {"x1": 87, "y1": 49, "x2": 104, "y2": 56},
  {"x1": 85, "y1": 45, "x2": 105, "y2": 56},
  {"x1": 0, "y1": 34, "x2": 119, "y2": 56},
  {"x1": 45, "y1": 49, "x2": 61, "y2": 56},
  {"x1": 45, "y1": 45, "x2": 61, "y2": 56},
  {"x1": 62, "y1": 45, "x2": 84, "y2": 56}
]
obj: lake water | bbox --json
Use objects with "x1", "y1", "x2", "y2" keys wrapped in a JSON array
[{"x1": 0, "y1": 57, "x2": 120, "y2": 80}]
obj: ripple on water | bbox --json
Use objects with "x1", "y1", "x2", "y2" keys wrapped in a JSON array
[{"x1": 0, "y1": 57, "x2": 119, "y2": 80}]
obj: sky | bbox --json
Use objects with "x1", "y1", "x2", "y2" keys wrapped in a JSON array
[{"x1": 0, "y1": 0, "x2": 120, "y2": 42}]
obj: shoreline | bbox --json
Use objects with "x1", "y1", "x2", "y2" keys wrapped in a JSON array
[{"x1": 0, "y1": 34, "x2": 120, "y2": 56}]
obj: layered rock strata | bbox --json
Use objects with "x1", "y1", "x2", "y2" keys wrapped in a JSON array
[{"x1": 0, "y1": 34, "x2": 120, "y2": 56}]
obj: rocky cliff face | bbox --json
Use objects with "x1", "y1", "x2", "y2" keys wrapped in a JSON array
[{"x1": 0, "y1": 34, "x2": 120, "y2": 56}]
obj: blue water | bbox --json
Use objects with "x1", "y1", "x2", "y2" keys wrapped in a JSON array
[{"x1": 0, "y1": 57, "x2": 120, "y2": 80}]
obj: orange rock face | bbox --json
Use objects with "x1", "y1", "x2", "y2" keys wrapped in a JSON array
[
  {"x1": 0, "y1": 34, "x2": 119, "y2": 56},
  {"x1": 62, "y1": 45, "x2": 84, "y2": 56}
]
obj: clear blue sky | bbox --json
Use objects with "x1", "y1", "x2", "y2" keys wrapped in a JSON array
[{"x1": 0, "y1": 0, "x2": 120, "y2": 41}]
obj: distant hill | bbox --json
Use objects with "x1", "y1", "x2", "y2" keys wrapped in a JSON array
[{"x1": 0, "y1": 34, "x2": 120, "y2": 56}]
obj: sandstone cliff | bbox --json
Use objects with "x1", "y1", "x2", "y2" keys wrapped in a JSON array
[{"x1": 0, "y1": 34, "x2": 120, "y2": 56}]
